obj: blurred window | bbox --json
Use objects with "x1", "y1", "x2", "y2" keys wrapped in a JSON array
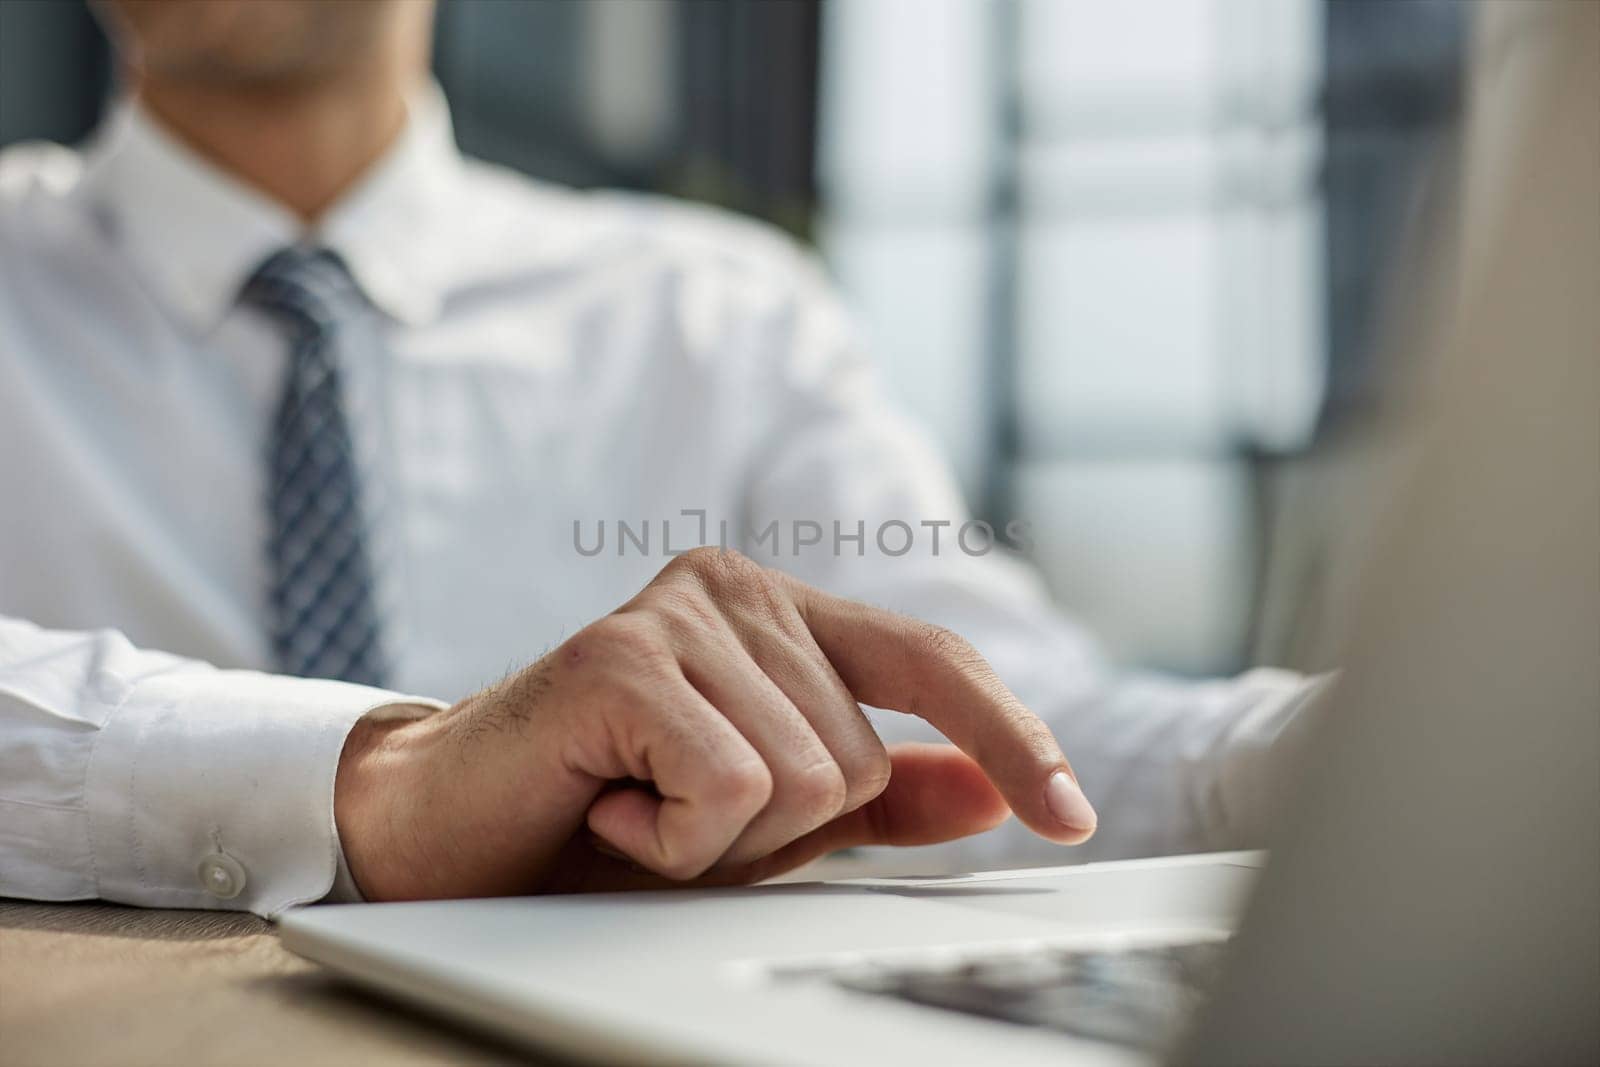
[
  {"x1": 818, "y1": 0, "x2": 1462, "y2": 674},
  {"x1": 433, "y1": 0, "x2": 820, "y2": 234}
]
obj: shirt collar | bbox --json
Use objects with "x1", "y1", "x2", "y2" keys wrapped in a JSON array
[{"x1": 78, "y1": 83, "x2": 460, "y2": 334}]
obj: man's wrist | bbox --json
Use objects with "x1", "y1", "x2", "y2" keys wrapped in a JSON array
[{"x1": 333, "y1": 705, "x2": 444, "y2": 901}]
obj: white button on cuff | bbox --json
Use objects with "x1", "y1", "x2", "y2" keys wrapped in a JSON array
[{"x1": 198, "y1": 852, "x2": 247, "y2": 900}]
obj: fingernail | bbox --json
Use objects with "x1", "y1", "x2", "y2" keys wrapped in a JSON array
[{"x1": 1045, "y1": 770, "x2": 1097, "y2": 833}]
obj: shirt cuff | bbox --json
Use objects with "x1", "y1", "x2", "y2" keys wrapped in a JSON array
[
  {"x1": 83, "y1": 667, "x2": 445, "y2": 917},
  {"x1": 1208, "y1": 668, "x2": 1339, "y2": 848}
]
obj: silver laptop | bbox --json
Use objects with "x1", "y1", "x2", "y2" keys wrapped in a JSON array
[
  {"x1": 284, "y1": 854, "x2": 1258, "y2": 1066},
  {"x1": 280, "y1": 7, "x2": 1599, "y2": 1064}
]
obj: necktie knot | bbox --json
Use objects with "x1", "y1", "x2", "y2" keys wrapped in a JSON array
[{"x1": 240, "y1": 246, "x2": 360, "y2": 338}]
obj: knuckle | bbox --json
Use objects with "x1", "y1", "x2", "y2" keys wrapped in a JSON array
[
  {"x1": 843, "y1": 743, "x2": 893, "y2": 807},
  {"x1": 749, "y1": 568, "x2": 796, "y2": 625},
  {"x1": 916, "y1": 623, "x2": 982, "y2": 673},
  {"x1": 785, "y1": 759, "x2": 849, "y2": 819},
  {"x1": 672, "y1": 547, "x2": 766, "y2": 596},
  {"x1": 657, "y1": 584, "x2": 723, "y2": 637},
  {"x1": 576, "y1": 613, "x2": 668, "y2": 668},
  {"x1": 709, "y1": 757, "x2": 775, "y2": 815},
  {"x1": 669, "y1": 545, "x2": 733, "y2": 579}
]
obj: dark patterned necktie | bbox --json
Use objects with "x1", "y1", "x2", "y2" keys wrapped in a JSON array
[{"x1": 240, "y1": 246, "x2": 388, "y2": 686}]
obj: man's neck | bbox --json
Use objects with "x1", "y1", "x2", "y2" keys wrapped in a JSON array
[{"x1": 136, "y1": 59, "x2": 420, "y2": 225}]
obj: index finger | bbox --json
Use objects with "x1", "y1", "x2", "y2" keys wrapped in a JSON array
[{"x1": 781, "y1": 576, "x2": 1097, "y2": 845}]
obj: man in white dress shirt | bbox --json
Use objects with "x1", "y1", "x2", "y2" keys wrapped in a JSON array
[{"x1": 0, "y1": 0, "x2": 1322, "y2": 916}]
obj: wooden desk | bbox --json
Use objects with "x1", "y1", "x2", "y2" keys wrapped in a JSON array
[
  {"x1": 0, "y1": 854, "x2": 930, "y2": 1064},
  {"x1": 0, "y1": 899, "x2": 551, "y2": 1066}
]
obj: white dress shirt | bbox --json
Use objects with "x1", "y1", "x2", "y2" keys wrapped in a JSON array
[{"x1": 0, "y1": 89, "x2": 1324, "y2": 916}]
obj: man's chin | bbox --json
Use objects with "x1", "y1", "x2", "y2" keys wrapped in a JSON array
[{"x1": 99, "y1": 0, "x2": 403, "y2": 92}]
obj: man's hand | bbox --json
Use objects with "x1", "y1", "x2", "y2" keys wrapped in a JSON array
[{"x1": 334, "y1": 548, "x2": 1097, "y2": 899}]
